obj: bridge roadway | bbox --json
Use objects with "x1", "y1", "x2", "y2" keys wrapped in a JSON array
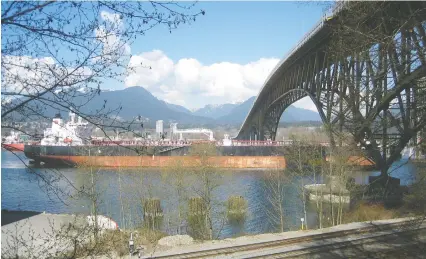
[
  {"x1": 140, "y1": 217, "x2": 426, "y2": 259},
  {"x1": 236, "y1": 1, "x2": 426, "y2": 173}
]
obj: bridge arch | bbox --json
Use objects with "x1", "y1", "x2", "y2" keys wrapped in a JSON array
[
  {"x1": 236, "y1": 1, "x2": 426, "y2": 171},
  {"x1": 261, "y1": 89, "x2": 328, "y2": 140}
]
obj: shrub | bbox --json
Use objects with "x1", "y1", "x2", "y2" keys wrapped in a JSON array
[{"x1": 343, "y1": 201, "x2": 398, "y2": 223}]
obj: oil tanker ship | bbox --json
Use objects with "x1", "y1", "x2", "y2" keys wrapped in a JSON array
[
  {"x1": 24, "y1": 112, "x2": 287, "y2": 168},
  {"x1": 2, "y1": 130, "x2": 25, "y2": 152},
  {"x1": 2, "y1": 130, "x2": 35, "y2": 152}
]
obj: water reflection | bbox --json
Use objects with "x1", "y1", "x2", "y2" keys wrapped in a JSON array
[{"x1": 1, "y1": 150, "x2": 417, "y2": 239}]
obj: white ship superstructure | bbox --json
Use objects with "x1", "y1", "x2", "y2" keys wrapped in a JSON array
[
  {"x1": 3, "y1": 130, "x2": 21, "y2": 144},
  {"x1": 170, "y1": 123, "x2": 215, "y2": 141},
  {"x1": 40, "y1": 111, "x2": 93, "y2": 146}
]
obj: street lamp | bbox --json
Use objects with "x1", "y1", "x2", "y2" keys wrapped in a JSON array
[{"x1": 129, "y1": 232, "x2": 135, "y2": 256}]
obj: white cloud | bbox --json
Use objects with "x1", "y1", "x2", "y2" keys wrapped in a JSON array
[
  {"x1": 292, "y1": 97, "x2": 318, "y2": 112},
  {"x1": 125, "y1": 50, "x2": 281, "y2": 109},
  {"x1": 124, "y1": 50, "x2": 321, "y2": 112},
  {"x1": 162, "y1": 90, "x2": 186, "y2": 106},
  {"x1": 94, "y1": 11, "x2": 130, "y2": 62},
  {"x1": 242, "y1": 58, "x2": 280, "y2": 89},
  {"x1": 95, "y1": 27, "x2": 130, "y2": 55},
  {"x1": 1, "y1": 55, "x2": 92, "y2": 96},
  {"x1": 174, "y1": 58, "x2": 201, "y2": 86},
  {"x1": 100, "y1": 11, "x2": 122, "y2": 26},
  {"x1": 126, "y1": 50, "x2": 174, "y2": 88}
]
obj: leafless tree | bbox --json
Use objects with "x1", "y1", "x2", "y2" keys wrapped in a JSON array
[
  {"x1": 161, "y1": 159, "x2": 190, "y2": 235},
  {"x1": 281, "y1": 132, "x2": 361, "y2": 229},
  {"x1": 2, "y1": 4, "x2": 204, "y2": 255},
  {"x1": 2, "y1": 1, "x2": 204, "y2": 137},
  {"x1": 324, "y1": 1, "x2": 426, "y2": 181},
  {"x1": 263, "y1": 168, "x2": 289, "y2": 232},
  {"x1": 1, "y1": 0, "x2": 204, "y2": 207},
  {"x1": 284, "y1": 136, "x2": 325, "y2": 230},
  {"x1": 325, "y1": 143, "x2": 361, "y2": 226},
  {"x1": 186, "y1": 142, "x2": 225, "y2": 240}
]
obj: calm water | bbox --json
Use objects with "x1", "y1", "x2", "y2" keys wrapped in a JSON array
[{"x1": 1, "y1": 150, "x2": 417, "y2": 238}]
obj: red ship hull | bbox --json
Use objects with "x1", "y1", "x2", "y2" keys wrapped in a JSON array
[
  {"x1": 29, "y1": 155, "x2": 287, "y2": 169},
  {"x1": 2, "y1": 143, "x2": 25, "y2": 152}
]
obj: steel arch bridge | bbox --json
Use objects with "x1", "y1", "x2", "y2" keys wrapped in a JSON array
[{"x1": 236, "y1": 1, "x2": 426, "y2": 171}]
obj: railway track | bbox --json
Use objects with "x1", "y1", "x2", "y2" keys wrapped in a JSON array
[
  {"x1": 143, "y1": 218, "x2": 426, "y2": 259},
  {"x1": 244, "y1": 226, "x2": 426, "y2": 258}
]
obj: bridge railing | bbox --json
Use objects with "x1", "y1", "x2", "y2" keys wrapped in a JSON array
[
  {"x1": 278, "y1": 1, "x2": 348, "y2": 70},
  {"x1": 330, "y1": 0, "x2": 347, "y2": 15}
]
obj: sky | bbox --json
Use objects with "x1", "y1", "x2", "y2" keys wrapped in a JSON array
[
  {"x1": 4, "y1": 1, "x2": 331, "y2": 112},
  {"x1": 129, "y1": 2, "x2": 329, "y2": 65},
  {"x1": 119, "y1": 1, "x2": 330, "y2": 111}
]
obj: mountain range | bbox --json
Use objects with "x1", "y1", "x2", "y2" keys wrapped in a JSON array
[
  {"x1": 69, "y1": 86, "x2": 212, "y2": 125},
  {"x1": 213, "y1": 96, "x2": 321, "y2": 123},
  {"x1": 19, "y1": 86, "x2": 321, "y2": 126},
  {"x1": 193, "y1": 103, "x2": 241, "y2": 119}
]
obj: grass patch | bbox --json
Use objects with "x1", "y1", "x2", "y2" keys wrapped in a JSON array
[
  {"x1": 401, "y1": 163, "x2": 426, "y2": 215},
  {"x1": 64, "y1": 227, "x2": 167, "y2": 258},
  {"x1": 343, "y1": 201, "x2": 398, "y2": 224}
]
